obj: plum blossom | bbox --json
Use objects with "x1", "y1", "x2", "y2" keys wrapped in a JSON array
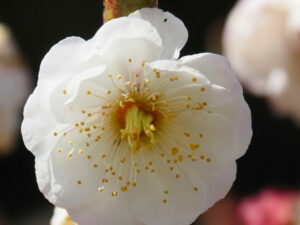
[
  {"x1": 0, "y1": 23, "x2": 30, "y2": 153},
  {"x1": 22, "y1": 8, "x2": 252, "y2": 225},
  {"x1": 223, "y1": 0, "x2": 300, "y2": 123}
]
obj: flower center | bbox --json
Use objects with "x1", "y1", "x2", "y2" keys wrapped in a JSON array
[{"x1": 120, "y1": 104, "x2": 157, "y2": 153}]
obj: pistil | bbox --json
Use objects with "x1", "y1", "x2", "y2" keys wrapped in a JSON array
[{"x1": 120, "y1": 104, "x2": 157, "y2": 153}]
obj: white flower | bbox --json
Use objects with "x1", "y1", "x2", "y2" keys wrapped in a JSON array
[
  {"x1": 0, "y1": 23, "x2": 30, "y2": 153},
  {"x1": 223, "y1": 0, "x2": 300, "y2": 122},
  {"x1": 51, "y1": 207, "x2": 77, "y2": 225},
  {"x1": 22, "y1": 8, "x2": 252, "y2": 225}
]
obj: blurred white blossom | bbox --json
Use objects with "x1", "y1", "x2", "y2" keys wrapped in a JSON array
[
  {"x1": 22, "y1": 8, "x2": 252, "y2": 225},
  {"x1": 0, "y1": 23, "x2": 30, "y2": 154},
  {"x1": 224, "y1": 0, "x2": 300, "y2": 122}
]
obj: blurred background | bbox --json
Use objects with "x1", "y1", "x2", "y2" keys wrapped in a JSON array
[{"x1": 0, "y1": 0, "x2": 299, "y2": 224}]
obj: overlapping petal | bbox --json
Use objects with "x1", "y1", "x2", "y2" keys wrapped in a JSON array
[{"x1": 129, "y1": 8, "x2": 188, "y2": 59}]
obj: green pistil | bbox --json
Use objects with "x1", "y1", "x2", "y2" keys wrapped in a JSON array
[{"x1": 120, "y1": 104, "x2": 156, "y2": 153}]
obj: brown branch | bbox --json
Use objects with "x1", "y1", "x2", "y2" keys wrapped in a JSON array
[{"x1": 103, "y1": 0, "x2": 158, "y2": 23}]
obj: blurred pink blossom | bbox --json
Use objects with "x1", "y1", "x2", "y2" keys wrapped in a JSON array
[{"x1": 237, "y1": 189, "x2": 294, "y2": 225}]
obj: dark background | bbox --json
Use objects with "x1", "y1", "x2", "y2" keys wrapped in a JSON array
[{"x1": 0, "y1": 0, "x2": 299, "y2": 223}]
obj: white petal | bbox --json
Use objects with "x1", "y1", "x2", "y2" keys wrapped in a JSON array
[
  {"x1": 39, "y1": 37, "x2": 87, "y2": 80},
  {"x1": 92, "y1": 17, "x2": 162, "y2": 55},
  {"x1": 144, "y1": 60, "x2": 234, "y2": 112},
  {"x1": 179, "y1": 53, "x2": 252, "y2": 158},
  {"x1": 172, "y1": 111, "x2": 239, "y2": 165},
  {"x1": 49, "y1": 65, "x2": 109, "y2": 124},
  {"x1": 209, "y1": 99, "x2": 252, "y2": 158},
  {"x1": 129, "y1": 8, "x2": 188, "y2": 59},
  {"x1": 128, "y1": 161, "x2": 207, "y2": 225},
  {"x1": 179, "y1": 53, "x2": 243, "y2": 95},
  {"x1": 21, "y1": 89, "x2": 58, "y2": 156},
  {"x1": 100, "y1": 37, "x2": 162, "y2": 76},
  {"x1": 204, "y1": 163, "x2": 237, "y2": 209},
  {"x1": 69, "y1": 196, "x2": 143, "y2": 225},
  {"x1": 37, "y1": 130, "x2": 114, "y2": 209}
]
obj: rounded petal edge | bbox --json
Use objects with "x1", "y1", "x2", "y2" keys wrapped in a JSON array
[{"x1": 129, "y1": 8, "x2": 188, "y2": 59}]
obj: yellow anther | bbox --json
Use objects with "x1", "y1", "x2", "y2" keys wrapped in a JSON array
[
  {"x1": 102, "y1": 178, "x2": 109, "y2": 183},
  {"x1": 117, "y1": 75, "x2": 123, "y2": 79},
  {"x1": 77, "y1": 180, "x2": 82, "y2": 184},
  {"x1": 128, "y1": 58, "x2": 132, "y2": 63},
  {"x1": 112, "y1": 192, "x2": 118, "y2": 196},
  {"x1": 190, "y1": 144, "x2": 200, "y2": 151},
  {"x1": 121, "y1": 186, "x2": 128, "y2": 192},
  {"x1": 184, "y1": 132, "x2": 191, "y2": 137},
  {"x1": 178, "y1": 155, "x2": 183, "y2": 162},
  {"x1": 98, "y1": 187, "x2": 104, "y2": 192},
  {"x1": 192, "y1": 77, "x2": 197, "y2": 82},
  {"x1": 86, "y1": 90, "x2": 91, "y2": 95},
  {"x1": 62, "y1": 90, "x2": 67, "y2": 95},
  {"x1": 149, "y1": 124, "x2": 156, "y2": 131},
  {"x1": 78, "y1": 149, "x2": 84, "y2": 154},
  {"x1": 171, "y1": 147, "x2": 179, "y2": 155}
]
